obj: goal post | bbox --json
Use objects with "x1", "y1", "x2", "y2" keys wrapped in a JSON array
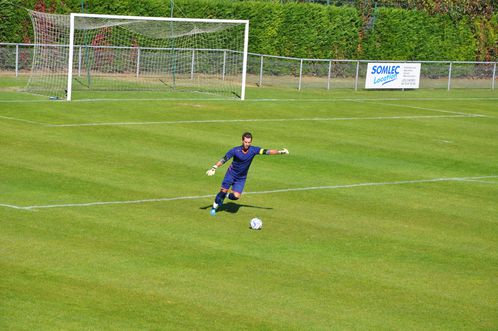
[
  {"x1": 67, "y1": 13, "x2": 75, "y2": 101},
  {"x1": 240, "y1": 21, "x2": 249, "y2": 101},
  {"x1": 27, "y1": 11, "x2": 250, "y2": 101}
]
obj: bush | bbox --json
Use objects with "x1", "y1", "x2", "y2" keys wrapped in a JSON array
[
  {"x1": 362, "y1": 8, "x2": 476, "y2": 61},
  {"x1": 0, "y1": 0, "x2": 494, "y2": 61}
]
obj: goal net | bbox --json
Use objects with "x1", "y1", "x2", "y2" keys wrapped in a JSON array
[{"x1": 27, "y1": 11, "x2": 249, "y2": 100}]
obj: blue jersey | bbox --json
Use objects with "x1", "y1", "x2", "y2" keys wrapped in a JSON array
[{"x1": 224, "y1": 145, "x2": 262, "y2": 178}]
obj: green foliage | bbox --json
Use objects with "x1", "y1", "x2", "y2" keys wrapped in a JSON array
[
  {"x1": 400, "y1": 0, "x2": 495, "y2": 19},
  {"x1": 0, "y1": 0, "x2": 25, "y2": 43},
  {"x1": 170, "y1": 0, "x2": 360, "y2": 59},
  {"x1": 362, "y1": 8, "x2": 476, "y2": 61},
  {"x1": 228, "y1": 1, "x2": 284, "y2": 56},
  {"x1": 326, "y1": 6, "x2": 361, "y2": 58},
  {"x1": 276, "y1": 3, "x2": 321, "y2": 58},
  {"x1": 473, "y1": 13, "x2": 498, "y2": 61},
  {"x1": 0, "y1": 0, "x2": 495, "y2": 61}
]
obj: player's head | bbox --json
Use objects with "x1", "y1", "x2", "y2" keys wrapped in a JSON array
[{"x1": 241, "y1": 132, "x2": 252, "y2": 150}]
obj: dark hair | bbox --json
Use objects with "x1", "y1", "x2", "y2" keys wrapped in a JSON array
[{"x1": 242, "y1": 132, "x2": 252, "y2": 140}]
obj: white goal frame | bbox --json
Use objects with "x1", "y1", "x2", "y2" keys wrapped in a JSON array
[{"x1": 66, "y1": 13, "x2": 249, "y2": 101}]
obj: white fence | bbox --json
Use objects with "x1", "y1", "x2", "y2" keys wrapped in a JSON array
[{"x1": 0, "y1": 42, "x2": 496, "y2": 91}]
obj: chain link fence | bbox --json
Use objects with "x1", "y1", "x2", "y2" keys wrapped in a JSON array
[
  {"x1": 1, "y1": 42, "x2": 496, "y2": 91},
  {"x1": 246, "y1": 52, "x2": 497, "y2": 91}
]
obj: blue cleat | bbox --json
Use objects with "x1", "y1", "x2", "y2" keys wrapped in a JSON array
[{"x1": 210, "y1": 208, "x2": 216, "y2": 216}]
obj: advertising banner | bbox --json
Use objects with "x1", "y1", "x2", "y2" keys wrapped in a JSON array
[{"x1": 365, "y1": 63, "x2": 421, "y2": 89}]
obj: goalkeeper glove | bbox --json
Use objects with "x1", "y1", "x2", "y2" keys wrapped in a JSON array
[
  {"x1": 206, "y1": 165, "x2": 218, "y2": 176},
  {"x1": 279, "y1": 148, "x2": 289, "y2": 155}
]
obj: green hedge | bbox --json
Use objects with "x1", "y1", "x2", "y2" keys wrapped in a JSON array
[
  {"x1": 362, "y1": 8, "x2": 476, "y2": 61},
  {"x1": 0, "y1": 0, "x2": 495, "y2": 61},
  {"x1": 161, "y1": 0, "x2": 361, "y2": 59},
  {"x1": 0, "y1": 0, "x2": 25, "y2": 43}
]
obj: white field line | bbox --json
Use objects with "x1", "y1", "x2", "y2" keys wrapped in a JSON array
[
  {"x1": 0, "y1": 203, "x2": 26, "y2": 210},
  {"x1": 245, "y1": 176, "x2": 498, "y2": 195},
  {"x1": 46, "y1": 114, "x2": 480, "y2": 127},
  {"x1": 248, "y1": 97, "x2": 498, "y2": 102},
  {"x1": 54, "y1": 97, "x2": 498, "y2": 103},
  {"x1": 1, "y1": 97, "x2": 498, "y2": 104},
  {"x1": 2, "y1": 175, "x2": 496, "y2": 211},
  {"x1": 460, "y1": 179, "x2": 498, "y2": 184},
  {"x1": 1, "y1": 114, "x2": 480, "y2": 128},
  {"x1": 1, "y1": 98, "x2": 492, "y2": 127},
  {"x1": 11, "y1": 194, "x2": 216, "y2": 211},
  {"x1": 352, "y1": 99, "x2": 487, "y2": 117},
  {"x1": 0, "y1": 115, "x2": 48, "y2": 125},
  {"x1": 0, "y1": 99, "x2": 60, "y2": 103}
]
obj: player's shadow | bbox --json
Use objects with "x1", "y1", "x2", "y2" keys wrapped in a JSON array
[{"x1": 200, "y1": 202, "x2": 272, "y2": 214}]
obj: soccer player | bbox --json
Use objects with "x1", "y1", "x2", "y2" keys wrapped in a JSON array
[{"x1": 206, "y1": 132, "x2": 289, "y2": 216}]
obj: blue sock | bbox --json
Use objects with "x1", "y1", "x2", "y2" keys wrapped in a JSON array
[
  {"x1": 227, "y1": 193, "x2": 239, "y2": 200},
  {"x1": 215, "y1": 191, "x2": 227, "y2": 206}
]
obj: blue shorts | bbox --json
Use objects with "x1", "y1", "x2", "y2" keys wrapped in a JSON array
[{"x1": 221, "y1": 171, "x2": 247, "y2": 194}]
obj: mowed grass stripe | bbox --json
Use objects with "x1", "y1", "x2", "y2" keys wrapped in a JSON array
[
  {"x1": 0, "y1": 87, "x2": 497, "y2": 329},
  {"x1": 1, "y1": 175, "x2": 496, "y2": 210},
  {"x1": 1, "y1": 114, "x2": 495, "y2": 205}
]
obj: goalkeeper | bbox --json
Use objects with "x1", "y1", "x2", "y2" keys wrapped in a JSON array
[{"x1": 206, "y1": 132, "x2": 289, "y2": 216}]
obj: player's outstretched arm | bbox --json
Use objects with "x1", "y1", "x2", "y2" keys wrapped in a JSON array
[
  {"x1": 206, "y1": 157, "x2": 228, "y2": 176},
  {"x1": 261, "y1": 148, "x2": 289, "y2": 155},
  {"x1": 206, "y1": 164, "x2": 218, "y2": 176},
  {"x1": 279, "y1": 148, "x2": 289, "y2": 155}
]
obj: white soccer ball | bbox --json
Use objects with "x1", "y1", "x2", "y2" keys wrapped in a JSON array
[{"x1": 250, "y1": 218, "x2": 263, "y2": 230}]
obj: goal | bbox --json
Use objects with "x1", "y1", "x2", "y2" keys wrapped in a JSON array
[{"x1": 27, "y1": 11, "x2": 249, "y2": 100}]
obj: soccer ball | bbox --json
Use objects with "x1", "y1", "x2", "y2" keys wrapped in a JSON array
[{"x1": 250, "y1": 218, "x2": 263, "y2": 230}]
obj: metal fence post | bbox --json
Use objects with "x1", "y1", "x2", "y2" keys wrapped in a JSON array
[
  {"x1": 191, "y1": 49, "x2": 195, "y2": 80},
  {"x1": 222, "y1": 50, "x2": 226, "y2": 81},
  {"x1": 355, "y1": 61, "x2": 360, "y2": 91},
  {"x1": 78, "y1": 46, "x2": 82, "y2": 77},
  {"x1": 492, "y1": 62, "x2": 496, "y2": 90},
  {"x1": 298, "y1": 58, "x2": 303, "y2": 91},
  {"x1": 15, "y1": 44, "x2": 19, "y2": 77},
  {"x1": 136, "y1": 47, "x2": 140, "y2": 78},
  {"x1": 447, "y1": 62, "x2": 452, "y2": 91},
  {"x1": 258, "y1": 54, "x2": 264, "y2": 87},
  {"x1": 327, "y1": 60, "x2": 332, "y2": 90},
  {"x1": 402, "y1": 61, "x2": 406, "y2": 92}
]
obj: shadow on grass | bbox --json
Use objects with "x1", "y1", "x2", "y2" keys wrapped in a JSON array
[{"x1": 200, "y1": 202, "x2": 273, "y2": 214}]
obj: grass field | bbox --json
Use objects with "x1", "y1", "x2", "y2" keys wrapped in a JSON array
[{"x1": 1, "y1": 78, "x2": 497, "y2": 330}]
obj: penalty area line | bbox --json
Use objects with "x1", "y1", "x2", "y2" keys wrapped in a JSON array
[
  {"x1": 69, "y1": 97, "x2": 498, "y2": 102},
  {"x1": 245, "y1": 176, "x2": 498, "y2": 195},
  {"x1": 1, "y1": 97, "x2": 497, "y2": 104},
  {"x1": 459, "y1": 179, "x2": 498, "y2": 184},
  {"x1": 0, "y1": 115, "x2": 49, "y2": 125},
  {"x1": 2, "y1": 175, "x2": 497, "y2": 211},
  {"x1": 46, "y1": 114, "x2": 480, "y2": 127},
  {"x1": 0, "y1": 203, "x2": 27, "y2": 210},
  {"x1": 351, "y1": 100, "x2": 487, "y2": 117}
]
